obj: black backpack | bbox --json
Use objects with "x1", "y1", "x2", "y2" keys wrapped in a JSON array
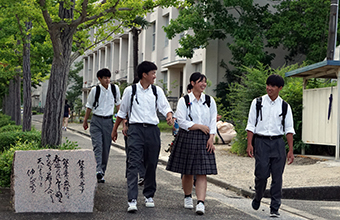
[
  {"x1": 130, "y1": 84, "x2": 157, "y2": 113},
  {"x1": 255, "y1": 96, "x2": 288, "y2": 132},
  {"x1": 93, "y1": 83, "x2": 117, "y2": 109},
  {"x1": 184, "y1": 94, "x2": 211, "y2": 121}
]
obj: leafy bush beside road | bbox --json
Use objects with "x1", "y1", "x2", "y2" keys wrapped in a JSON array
[
  {"x1": 0, "y1": 139, "x2": 78, "y2": 187},
  {"x1": 0, "y1": 130, "x2": 41, "y2": 152},
  {"x1": 0, "y1": 114, "x2": 15, "y2": 128},
  {"x1": 0, "y1": 115, "x2": 79, "y2": 187},
  {"x1": 0, "y1": 125, "x2": 22, "y2": 132}
]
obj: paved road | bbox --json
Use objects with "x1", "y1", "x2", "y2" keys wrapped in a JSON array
[{"x1": 0, "y1": 115, "x2": 338, "y2": 219}]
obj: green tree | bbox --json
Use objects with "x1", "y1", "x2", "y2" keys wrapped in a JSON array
[
  {"x1": 30, "y1": 0, "x2": 183, "y2": 146},
  {"x1": 164, "y1": 1, "x2": 274, "y2": 63},
  {"x1": 164, "y1": 0, "x2": 275, "y2": 112},
  {"x1": 266, "y1": 0, "x2": 337, "y2": 64},
  {"x1": 129, "y1": 16, "x2": 150, "y2": 83},
  {"x1": 0, "y1": 0, "x2": 52, "y2": 130}
]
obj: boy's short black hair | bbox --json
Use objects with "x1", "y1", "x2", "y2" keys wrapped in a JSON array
[
  {"x1": 97, "y1": 68, "x2": 111, "y2": 78},
  {"x1": 266, "y1": 74, "x2": 284, "y2": 88},
  {"x1": 137, "y1": 61, "x2": 158, "y2": 79},
  {"x1": 189, "y1": 72, "x2": 207, "y2": 84}
]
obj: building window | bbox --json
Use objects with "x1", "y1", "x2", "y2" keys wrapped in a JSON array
[
  {"x1": 164, "y1": 15, "x2": 169, "y2": 47},
  {"x1": 152, "y1": 22, "x2": 156, "y2": 51},
  {"x1": 195, "y1": 62, "x2": 202, "y2": 73}
]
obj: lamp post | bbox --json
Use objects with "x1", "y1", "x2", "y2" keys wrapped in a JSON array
[{"x1": 327, "y1": 0, "x2": 338, "y2": 60}]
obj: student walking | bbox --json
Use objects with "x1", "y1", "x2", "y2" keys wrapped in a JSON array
[
  {"x1": 111, "y1": 61, "x2": 173, "y2": 213},
  {"x1": 166, "y1": 72, "x2": 217, "y2": 215},
  {"x1": 246, "y1": 74, "x2": 295, "y2": 218},
  {"x1": 62, "y1": 99, "x2": 71, "y2": 131},
  {"x1": 83, "y1": 68, "x2": 121, "y2": 183}
]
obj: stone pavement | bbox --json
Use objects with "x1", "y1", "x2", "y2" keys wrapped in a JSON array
[{"x1": 67, "y1": 122, "x2": 340, "y2": 201}]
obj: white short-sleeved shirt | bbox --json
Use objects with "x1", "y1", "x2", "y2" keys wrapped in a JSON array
[
  {"x1": 246, "y1": 94, "x2": 295, "y2": 136},
  {"x1": 85, "y1": 84, "x2": 121, "y2": 116},
  {"x1": 117, "y1": 82, "x2": 172, "y2": 125},
  {"x1": 175, "y1": 92, "x2": 217, "y2": 134}
]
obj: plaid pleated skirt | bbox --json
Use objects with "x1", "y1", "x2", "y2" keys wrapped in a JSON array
[{"x1": 166, "y1": 129, "x2": 217, "y2": 175}]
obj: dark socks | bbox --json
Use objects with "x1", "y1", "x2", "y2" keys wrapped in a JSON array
[
  {"x1": 197, "y1": 200, "x2": 204, "y2": 204},
  {"x1": 184, "y1": 194, "x2": 192, "y2": 198}
]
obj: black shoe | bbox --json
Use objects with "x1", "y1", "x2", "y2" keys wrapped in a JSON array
[
  {"x1": 97, "y1": 177, "x2": 105, "y2": 183},
  {"x1": 252, "y1": 198, "x2": 260, "y2": 210},
  {"x1": 270, "y1": 209, "x2": 280, "y2": 218},
  {"x1": 96, "y1": 172, "x2": 104, "y2": 180},
  {"x1": 96, "y1": 172, "x2": 104, "y2": 183}
]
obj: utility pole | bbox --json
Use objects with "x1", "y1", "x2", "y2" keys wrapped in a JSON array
[{"x1": 327, "y1": 0, "x2": 338, "y2": 60}]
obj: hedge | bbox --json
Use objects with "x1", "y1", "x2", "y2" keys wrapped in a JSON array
[
  {"x1": 0, "y1": 130, "x2": 41, "y2": 152},
  {"x1": 0, "y1": 139, "x2": 79, "y2": 187}
]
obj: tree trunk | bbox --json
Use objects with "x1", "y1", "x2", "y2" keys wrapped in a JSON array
[
  {"x1": 22, "y1": 21, "x2": 32, "y2": 131},
  {"x1": 8, "y1": 80, "x2": 15, "y2": 120},
  {"x1": 3, "y1": 93, "x2": 10, "y2": 116},
  {"x1": 41, "y1": 1, "x2": 75, "y2": 146},
  {"x1": 14, "y1": 73, "x2": 21, "y2": 125}
]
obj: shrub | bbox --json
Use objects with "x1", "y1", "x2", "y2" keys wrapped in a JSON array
[
  {"x1": 0, "y1": 130, "x2": 41, "y2": 152},
  {"x1": 0, "y1": 114, "x2": 15, "y2": 128},
  {"x1": 0, "y1": 125, "x2": 22, "y2": 133},
  {"x1": 0, "y1": 141, "x2": 41, "y2": 187},
  {"x1": 0, "y1": 139, "x2": 79, "y2": 187}
]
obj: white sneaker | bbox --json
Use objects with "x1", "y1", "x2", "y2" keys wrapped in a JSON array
[
  {"x1": 127, "y1": 199, "x2": 137, "y2": 212},
  {"x1": 196, "y1": 202, "x2": 205, "y2": 215},
  {"x1": 184, "y1": 197, "x2": 193, "y2": 209},
  {"x1": 145, "y1": 197, "x2": 155, "y2": 208}
]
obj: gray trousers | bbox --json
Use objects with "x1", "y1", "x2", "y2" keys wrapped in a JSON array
[
  {"x1": 126, "y1": 124, "x2": 160, "y2": 200},
  {"x1": 124, "y1": 135, "x2": 145, "y2": 178},
  {"x1": 90, "y1": 115, "x2": 113, "y2": 174},
  {"x1": 253, "y1": 136, "x2": 286, "y2": 211}
]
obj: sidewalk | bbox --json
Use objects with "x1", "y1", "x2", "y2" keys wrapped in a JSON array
[{"x1": 67, "y1": 122, "x2": 340, "y2": 200}]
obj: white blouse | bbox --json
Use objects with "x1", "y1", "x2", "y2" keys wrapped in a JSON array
[{"x1": 175, "y1": 92, "x2": 217, "y2": 134}]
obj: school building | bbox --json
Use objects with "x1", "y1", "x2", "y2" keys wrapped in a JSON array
[{"x1": 81, "y1": 1, "x2": 291, "y2": 107}]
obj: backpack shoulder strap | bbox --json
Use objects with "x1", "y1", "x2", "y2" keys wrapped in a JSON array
[
  {"x1": 280, "y1": 100, "x2": 288, "y2": 132},
  {"x1": 183, "y1": 94, "x2": 193, "y2": 121},
  {"x1": 255, "y1": 97, "x2": 262, "y2": 127},
  {"x1": 151, "y1": 84, "x2": 157, "y2": 100},
  {"x1": 151, "y1": 84, "x2": 158, "y2": 109},
  {"x1": 111, "y1": 83, "x2": 117, "y2": 104},
  {"x1": 184, "y1": 95, "x2": 190, "y2": 108},
  {"x1": 93, "y1": 85, "x2": 100, "y2": 109},
  {"x1": 204, "y1": 94, "x2": 211, "y2": 108},
  {"x1": 130, "y1": 84, "x2": 137, "y2": 113}
]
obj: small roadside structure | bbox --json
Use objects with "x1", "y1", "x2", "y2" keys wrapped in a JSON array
[{"x1": 285, "y1": 60, "x2": 340, "y2": 160}]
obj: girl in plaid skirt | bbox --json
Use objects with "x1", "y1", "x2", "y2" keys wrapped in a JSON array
[{"x1": 166, "y1": 72, "x2": 217, "y2": 215}]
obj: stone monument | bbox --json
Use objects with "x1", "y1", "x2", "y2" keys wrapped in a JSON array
[{"x1": 12, "y1": 149, "x2": 96, "y2": 213}]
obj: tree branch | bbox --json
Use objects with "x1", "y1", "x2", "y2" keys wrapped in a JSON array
[
  {"x1": 39, "y1": 0, "x2": 53, "y2": 29},
  {"x1": 72, "y1": 0, "x2": 121, "y2": 29},
  {"x1": 71, "y1": 23, "x2": 123, "y2": 63},
  {"x1": 15, "y1": 14, "x2": 24, "y2": 37}
]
